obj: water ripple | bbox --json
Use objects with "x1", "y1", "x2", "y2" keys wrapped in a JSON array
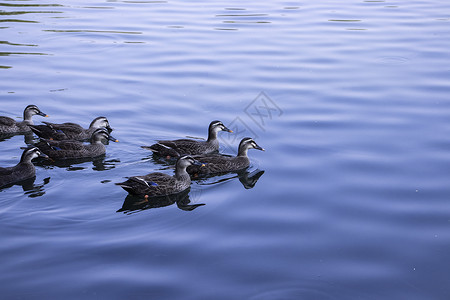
[{"x1": 1, "y1": 0, "x2": 450, "y2": 299}]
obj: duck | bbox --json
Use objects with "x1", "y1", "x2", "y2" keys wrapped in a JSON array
[
  {"x1": 0, "y1": 147, "x2": 49, "y2": 188},
  {"x1": 141, "y1": 120, "x2": 232, "y2": 158},
  {"x1": 29, "y1": 116, "x2": 113, "y2": 141},
  {"x1": 116, "y1": 155, "x2": 204, "y2": 198},
  {"x1": 187, "y1": 137, "x2": 264, "y2": 176},
  {"x1": 35, "y1": 128, "x2": 118, "y2": 160},
  {"x1": 0, "y1": 105, "x2": 48, "y2": 134}
]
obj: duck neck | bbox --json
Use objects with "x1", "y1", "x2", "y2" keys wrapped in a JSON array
[
  {"x1": 20, "y1": 152, "x2": 34, "y2": 164},
  {"x1": 23, "y1": 110, "x2": 34, "y2": 124},
  {"x1": 207, "y1": 127, "x2": 218, "y2": 143},
  {"x1": 237, "y1": 147, "x2": 249, "y2": 157},
  {"x1": 175, "y1": 165, "x2": 190, "y2": 181},
  {"x1": 90, "y1": 137, "x2": 103, "y2": 145}
]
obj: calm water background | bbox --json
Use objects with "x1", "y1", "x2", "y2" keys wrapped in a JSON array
[{"x1": 1, "y1": 0, "x2": 450, "y2": 299}]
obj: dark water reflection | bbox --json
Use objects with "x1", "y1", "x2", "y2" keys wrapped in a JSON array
[
  {"x1": 117, "y1": 188, "x2": 205, "y2": 214},
  {"x1": 35, "y1": 155, "x2": 120, "y2": 171},
  {"x1": 0, "y1": 132, "x2": 40, "y2": 145},
  {"x1": 0, "y1": 176, "x2": 50, "y2": 198},
  {"x1": 194, "y1": 168, "x2": 265, "y2": 190}
]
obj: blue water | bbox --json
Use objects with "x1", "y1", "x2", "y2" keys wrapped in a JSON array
[{"x1": 2, "y1": 0, "x2": 450, "y2": 299}]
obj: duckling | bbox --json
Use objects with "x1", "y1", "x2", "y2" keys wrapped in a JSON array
[
  {"x1": 0, "y1": 147, "x2": 49, "y2": 188},
  {"x1": 116, "y1": 155, "x2": 204, "y2": 198},
  {"x1": 35, "y1": 128, "x2": 118, "y2": 160},
  {"x1": 141, "y1": 120, "x2": 232, "y2": 157},
  {"x1": 187, "y1": 137, "x2": 264, "y2": 176},
  {"x1": 0, "y1": 105, "x2": 48, "y2": 134},
  {"x1": 29, "y1": 116, "x2": 113, "y2": 141}
]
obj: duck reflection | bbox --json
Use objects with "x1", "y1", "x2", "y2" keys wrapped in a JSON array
[
  {"x1": 146, "y1": 152, "x2": 177, "y2": 166},
  {"x1": 238, "y1": 169, "x2": 265, "y2": 189},
  {"x1": 117, "y1": 188, "x2": 205, "y2": 214},
  {"x1": 193, "y1": 168, "x2": 265, "y2": 189},
  {"x1": 92, "y1": 157, "x2": 120, "y2": 171},
  {"x1": 34, "y1": 155, "x2": 120, "y2": 171},
  {"x1": 0, "y1": 132, "x2": 35, "y2": 144},
  {"x1": 0, "y1": 133, "x2": 14, "y2": 142},
  {"x1": 0, "y1": 176, "x2": 50, "y2": 198}
]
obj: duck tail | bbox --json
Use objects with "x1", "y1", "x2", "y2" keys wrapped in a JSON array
[
  {"x1": 141, "y1": 143, "x2": 180, "y2": 158},
  {"x1": 115, "y1": 182, "x2": 135, "y2": 194},
  {"x1": 29, "y1": 125, "x2": 43, "y2": 136},
  {"x1": 29, "y1": 124, "x2": 55, "y2": 139},
  {"x1": 140, "y1": 145, "x2": 159, "y2": 152},
  {"x1": 140, "y1": 143, "x2": 169, "y2": 153}
]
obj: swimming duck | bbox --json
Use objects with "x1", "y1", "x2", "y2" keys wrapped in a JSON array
[
  {"x1": 0, "y1": 105, "x2": 48, "y2": 134},
  {"x1": 29, "y1": 116, "x2": 113, "y2": 141},
  {"x1": 35, "y1": 128, "x2": 118, "y2": 160},
  {"x1": 141, "y1": 120, "x2": 232, "y2": 157},
  {"x1": 187, "y1": 137, "x2": 264, "y2": 176},
  {"x1": 116, "y1": 155, "x2": 204, "y2": 198},
  {"x1": 0, "y1": 147, "x2": 49, "y2": 188}
]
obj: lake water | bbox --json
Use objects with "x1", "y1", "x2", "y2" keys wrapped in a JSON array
[{"x1": 1, "y1": 0, "x2": 450, "y2": 299}]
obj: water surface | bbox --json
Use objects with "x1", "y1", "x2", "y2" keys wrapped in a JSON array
[{"x1": 1, "y1": 1, "x2": 450, "y2": 299}]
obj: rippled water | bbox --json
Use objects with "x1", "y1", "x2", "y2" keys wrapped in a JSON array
[{"x1": 2, "y1": 0, "x2": 450, "y2": 299}]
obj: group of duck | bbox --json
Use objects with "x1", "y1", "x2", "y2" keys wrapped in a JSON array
[{"x1": 0, "y1": 105, "x2": 264, "y2": 200}]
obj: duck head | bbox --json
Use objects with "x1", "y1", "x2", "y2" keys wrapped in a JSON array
[
  {"x1": 90, "y1": 128, "x2": 119, "y2": 144},
  {"x1": 23, "y1": 105, "x2": 49, "y2": 123},
  {"x1": 207, "y1": 120, "x2": 232, "y2": 141},
  {"x1": 238, "y1": 137, "x2": 264, "y2": 156},
  {"x1": 20, "y1": 147, "x2": 49, "y2": 163},
  {"x1": 89, "y1": 116, "x2": 113, "y2": 132},
  {"x1": 176, "y1": 155, "x2": 205, "y2": 169},
  {"x1": 210, "y1": 120, "x2": 232, "y2": 133}
]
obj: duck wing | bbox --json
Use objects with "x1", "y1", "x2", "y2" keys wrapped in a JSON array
[
  {"x1": 187, "y1": 156, "x2": 229, "y2": 174},
  {"x1": 36, "y1": 139, "x2": 85, "y2": 151},
  {"x1": 41, "y1": 122, "x2": 86, "y2": 139},
  {"x1": 159, "y1": 139, "x2": 205, "y2": 155},
  {"x1": 43, "y1": 121, "x2": 83, "y2": 130},
  {"x1": 50, "y1": 139, "x2": 86, "y2": 150},
  {"x1": 29, "y1": 124, "x2": 68, "y2": 140},
  {"x1": 142, "y1": 138, "x2": 208, "y2": 157},
  {"x1": 141, "y1": 141, "x2": 181, "y2": 157},
  {"x1": 158, "y1": 139, "x2": 192, "y2": 147},
  {"x1": 188, "y1": 156, "x2": 248, "y2": 175},
  {"x1": 0, "y1": 166, "x2": 14, "y2": 176},
  {"x1": 0, "y1": 116, "x2": 16, "y2": 126},
  {"x1": 51, "y1": 123, "x2": 84, "y2": 135},
  {"x1": 140, "y1": 172, "x2": 175, "y2": 186},
  {"x1": 116, "y1": 172, "x2": 176, "y2": 196}
]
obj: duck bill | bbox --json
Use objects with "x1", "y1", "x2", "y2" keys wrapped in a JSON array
[
  {"x1": 39, "y1": 152, "x2": 53, "y2": 161},
  {"x1": 108, "y1": 135, "x2": 119, "y2": 143},
  {"x1": 255, "y1": 144, "x2": 265, "y2": 151},
  {"x1": 39, "y1": 112, "x2": 49, "y2": 117},
  {"x1": 193, "y1": 160, "x2": 206, "y2": 167},
  {"x1": 223, "y1": 126, "x2": 233, "y2": 133}
]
